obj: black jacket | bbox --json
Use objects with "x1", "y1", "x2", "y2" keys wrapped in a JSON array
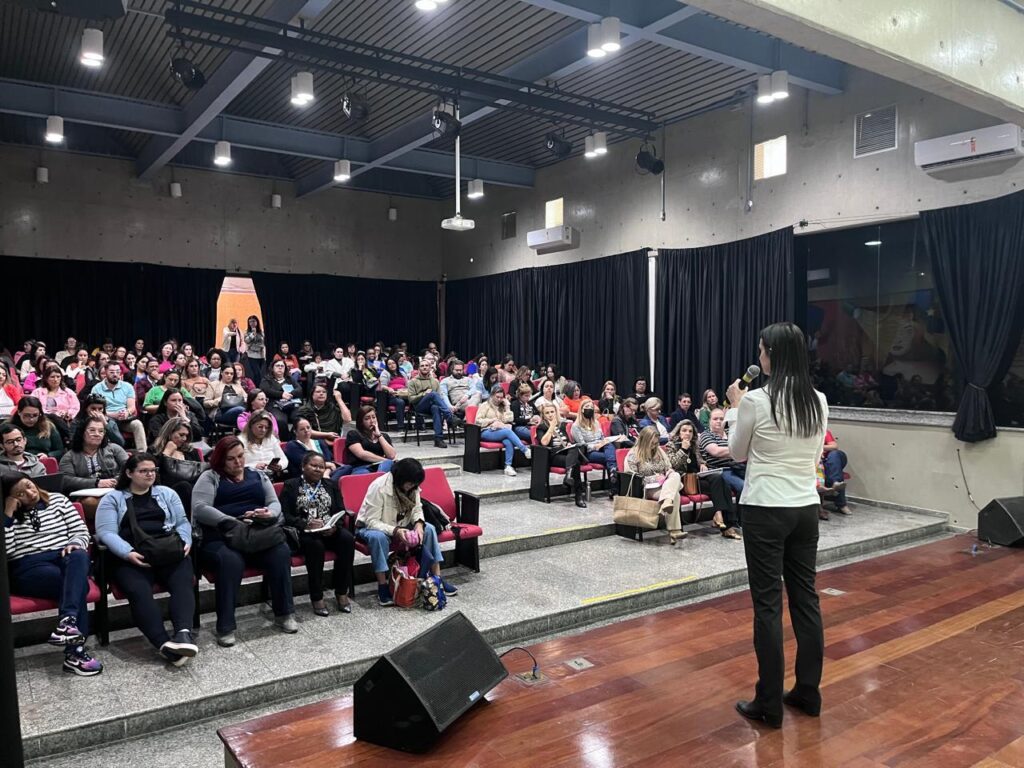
[
  {"x1": 280, "y1": 476, "x2": 344, "y2": 532},
  {"x1": 259, "y1": 375, "x2": 304, "y2": 403},
  {"x1": 510, "y1": 399, "x2": 538, "y2": 429},
  {"x1": 610, "y1": 414, "x2": 639, "y2": 448},
  {"x1": 668, "y1": 408, "x2": 704, "y2": 432}
]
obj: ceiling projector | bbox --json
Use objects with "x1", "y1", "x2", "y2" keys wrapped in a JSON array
[{"x1": 441, "y1": 214, "x2": 475, "y2": 231}]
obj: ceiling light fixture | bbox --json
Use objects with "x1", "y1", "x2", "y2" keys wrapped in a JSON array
[
  {"x1": 342, "y1": 92, "x2": 369, "y2": 121},
  {"x1": 80, "y1": 28, "x2": 104, "y2": 68},
  {"x1": 545, "y1": 132, "x2": 572, "y2": 159},
  {"x1": 36, "y1": 167, "x2": 49, "y2": 184},
  {"x1": 864, "y1": 240, "x2": 882, "y2": 246},
  {"x1": 593, "y1": 131, "x2": 608, "y2": 155},
  {"x1": 600, "y1": 17, "x2": 621, "y2": 52},
  {"x1": 442, "y1": 103, "x2": 475, "y2": 232},
  {"x1": 290, "y1": 71, "x2": 314, "y2": 106},
  {"x1": 756, "y1": 74, "x2": 774, "y2": 104},
  {"x1": 333, "y1": 159, "x2": 351, "y2": 182},
  {"x1": 584, "y1": 134, "x2": 597, "y2": 158},
  {"x1": 771, "y1": 69, "x2": 789, "y2": 100},
  {"x1": 586, "y1": 24, "x2": 606, "y2": 58},
  {"x1": 635, "y1": 141, "x2": 665, "y2": 175},
  {"x1": 214, "y1": 140, "x2": 232, "y2": 166},
  {"x1": 169, "y1": 53, "x2": 206, "y2": 91},
  {"x1": 169, "y1": 182, "x2": 182, "y2": 198},
  {"x1": 45, "y1": 115, "x2": 64, "y2": 143},
  {"x1": 414, "y1": 0, "x2": 437, "y2": 10},
  {"x1": 467, "y1": 178, "x2": 484, "y2": 199},
  {"x1": 432, "y1": 103, "x2": 461, "y2": 138}
]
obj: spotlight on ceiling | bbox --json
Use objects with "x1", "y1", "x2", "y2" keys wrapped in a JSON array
[
  {"x1": 214, "y1": 141, "x2": 232, "y2": 167},
  {"x1": 593, "y1": 131, "x2": 608, "y2": 155},
  {"x1": 635, "y1": 141, "x2": 665, "y2": 175},
  {"x1": 771, "y1": 69, "x2": 789, "y2": 100},
  {"x1": 600, "y1": 17, "x2": 621, "y2": 52},
  {"x1": 290, "y1": 71, "x2": 314, "y2": 106},
  {"x1": 416, "y1": 0, "x2": 448, "y2": 10},
  {"x1": 45, "y1": 115, "x2": 64, "y2": 144},
  {"x1": 584, "y1": 134, "x2": 597, "y2": 159},
  {"x1": 432, "y1": 104, "x2": 461, "y2": 138},
  {"x1": 170, "y1": 55, "x2": 206, "y2": 91},
  {"x1": 756, "y1": 74, "x2": 774, "y2": 105},
  {"x1": 342, "y1": 92, "x2": 369, "y2": 121},
  {"x1": 586, "y1": 23, "x2": 606, "y2": 58},
  {"x1": 544, "y1": 132, "x2": 572, "y2": 159},
  {"x1": 467, "y1": 178, "x2": 484, "y2": 199},
  {"x1": 80, "y1": 28, "x2": 104, "y2": 68},
  {"x1": 333, "y1": 159, "x2": 351, "y2": 182}
]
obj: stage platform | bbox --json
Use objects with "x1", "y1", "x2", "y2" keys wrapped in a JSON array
[{"x1": 18, "y1": 495, "x2": 949, "y2": 764}]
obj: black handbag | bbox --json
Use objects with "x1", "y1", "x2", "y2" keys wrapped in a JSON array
[
  {"x1": 125, "y1": 496, "x2": 185, "y2": 567},
  {"x1": 219, "y1": 517, "x2": 286, "y2": 553},
  {"x1": 158, "y1": 453, "x2": 209, "y2": 486},
  {"x1": 219, "y1": 387, "x2": 245, "y2": 410}
]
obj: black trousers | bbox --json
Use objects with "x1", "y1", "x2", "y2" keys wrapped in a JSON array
[
  {"x1": 113, "y1": 557, "x2": 195, "y2": 649},
  {"x1": 299, "y1": 527, "x2": 355, "y2": 601},
  {"x1": 550, "y1": 446, "x2": 582, "y2": 481},
  {"x1": 740, "y1": 503, "x2": 824, "y2": 716},
  {"x1": 700, "y1": 473, "x2": 739, "y2": 527}
]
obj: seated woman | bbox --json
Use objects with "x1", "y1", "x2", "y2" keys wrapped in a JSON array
[
  {"x1": 638, "y1": 397, "x2": 671, "y2": 443},
  {"x1": 232, "y1": 362, "x2": 256, "y2": 394},
  {"x1": 148, "y1": 388, "x2": 203, "y2": 444},
  {"x1": 561, "y1": 381, "x2": 584, "y2": 420},
  {"x1": 206, "y1": 364, "x2": 247, "y2": 426},
  {"x1": 239, "y1": 410, "x2": 288, "y2": 479},
  {"x1": 280, "y1": 451, "x2": 355, "y2": 616},
  {"x1": 572, "y1": 398, "x2": 618, "y2": 497},
  {"x1": 510, "y1": 384, "x2": 540, "y2": 443},
  {"x1": 72, "y1": 394, "x2": 126, "y2": 448},
  {"x1": 351, "y1": 351, "x2": 379, "y2": 400},
  {"x1": 22, "y1": 354, "x2": 54, "y2": 393},
  {"x1": 64, "y1": 348, "x2": 91, "y2": 394},
  {"x1": 666, "y1": 418, "x2": 740, "y2": 539},
  {"x1": 377, "y1": 357, "x2": 407, "y2": 430},
  {"x1": 192, "y1": 436, "x2": 296, "y2": 645},
  {"x1": 2, "y1": 472, "x2": 103, "y2": 676},
  {"x1": 697, "y1": 388, "x2": 720, "y2": 430},
  {"x1": 0, "y1": 363, "x2": 21, "y2": 419},
  {"x1": 170, "y1": 351, "x2": 188, "y2": 376},
  {"x1": 237, "y1": 389, "x2": 278, "y2": 435},
  {"x1": 598, "y1": 380, "x2": 620, "y2": 416},
  {"x1": 95, "y1": 453, "x2": 198, "y2": 665},
  {"x1": 143, "y1": 370, "x2": 182, "y2": 414},
  {"x1": 151, "y1": 416, "x2": 207, "y2": 511},
  {"x1": 536, "y1": 403, "x2": 586, "y2": 508},
  {"x1": 540, "y1": 364, "x2": 567, "y2": 396},
  {"x1": 355, "y1": 458, "x2": 456, "y2": 606},
  {"x1": 514, "y1": 365, "x2": 536, "y2": 395},
  {"x1": 181, "y1": 358, "x2": 213, "y2": 402},
  {"x1": 259, "y1": 359, "x2": 302, "y2": 437},
  {"x1": 496, "y1": 356, "x2": 518, "y2": 384},
  {"x1": 156, "y1": 342, "x2": 176, "y2": 374},
  {"x1": 59, "y1": 413, "x2": 129, "y2": 523},
  {"x1": 31, "y1": 365, "x2": 80, "y2": 438},
  {"x1": 284, "y1": 416, "x2": 338, "y2": 479},
  {"x1": 532, "y1": 378, "x2": 566, "y2": 418},
  {"x1": 295, "y1": 383, "x2": 346, "y2": 444},
  {"x1": 624, "y1": 426, "x2": 685, "y2": 544},
  {"x1": 474, "y1": 384, "x2": 531, "y2": 476},
  {"x1": 203, "y1": 348, "x2": 227, "y2": 382},
  {"x1": 344, "y1": 405, "x2": 397, "y2": 476},
  {"x1": 10, "y1": 396, "x2": 65, "y2": 459},
  {"x1": 273, "y1": 342, "x2": 302, "y2": 385}
]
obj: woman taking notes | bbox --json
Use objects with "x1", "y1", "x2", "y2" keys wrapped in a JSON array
[{"x1": 726, "y1": 322, "x2": 827, "y2": 729}]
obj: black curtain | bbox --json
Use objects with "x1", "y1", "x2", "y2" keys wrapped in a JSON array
[
  {"x1": 0, "y1": 255, "x2": 223, "y2": 352},
  {"x1": 444, "y1": 269, "x2": 535, "y2": 363},
  {"x1": 251, "y1": 272, "x2": 437, "y2": 354},
  {"x1": 655, "y1": 228, "x2": 794, "y2": 401},
  {"x1": 532, "y1": 250, "x2": 650, "y2": 396},
  {"x1": 922, "y1": 191, "x2": 1024, "y2": 442}
]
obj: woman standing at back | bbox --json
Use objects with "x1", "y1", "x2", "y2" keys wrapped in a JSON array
[
  {"x1": 243, "y1": 316, "x2": 266, "y2": 383},
  {"x1": 726, "y1": 322, "x2": 827, "y2": 729}
]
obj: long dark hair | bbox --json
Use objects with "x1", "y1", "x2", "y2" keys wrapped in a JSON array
[
  {"x1": 115, "y1": 452, "x2": 159, "y2": 490},
  {"x1": 70, "y1": 414, "x2": 110, "y2": 452},
  {"x1": 760, "y1": 322, "x2": 823, "y2": 438}
]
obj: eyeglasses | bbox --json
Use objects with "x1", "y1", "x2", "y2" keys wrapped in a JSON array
[
  {"x1": 134, "y1": 468, "x2": 158, "y2": 475},
  {"x1": 3, "y1": 436, "x2": 26, "y2": 446}
]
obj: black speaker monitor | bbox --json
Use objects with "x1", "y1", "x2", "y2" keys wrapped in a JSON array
[
  {"x1": 354, "y1": 611, "x2": 508, "y2": 753},
  {"x1": 978, "y1": 497, "x2": 1024, "y2": 547}
]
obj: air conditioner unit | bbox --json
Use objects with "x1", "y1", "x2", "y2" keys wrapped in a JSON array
[
  {"x1": 527, "y1": 225, "x2": 580, "y2": 255},
  {"x1": 914, "y1": 123, "x2": 1023, "y2": 172}
]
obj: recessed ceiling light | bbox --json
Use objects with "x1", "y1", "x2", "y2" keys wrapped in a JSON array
[
  {"x1": 864, "y1": 240, "x2": 882, "y2": 246},
  {"x1": 45, "y1": 115, "x2": 64, "y2": 143},
  {"x1": 80, "y1": 28, "x2": 103, "y2": 68},
  {"x1": 587, "y1": 24, "x2": 606, "y2": 58},
  {"x1": 333, "y1": 159, "x2": 351, "y2": 182},
  {"x1": 214, "y1": 141, "x2": 232, "y2": 166}
]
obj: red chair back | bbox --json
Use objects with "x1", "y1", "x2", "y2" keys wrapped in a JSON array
[
  {"x1": 340, "y1": 466, "x2": 455, "y2": 520},
  {"x1": 196, "y1": 447, "x2": 204, "y2": 461},
  {"x1": 601, "y1": 419, "x2": 611, "y2": 436},
  {"x1": 499, "y1": 381, "x2": 510, "y2": 394},
  {"x1": 530, "y1": 425, "x2": 538, "y2": 445},
  {"x1": 465, "y1": 405, "x2": 479, "y2": 424},
  {"x1": 615, "y1": 448, "x2": 629, "y2": 472},
  {"x1": 339, "y1": 471, "x2": 382, "y2": 516},
  {"x1": 273, "y1": 482, "x2": 284, "y2": 497},
  {"x1": 40, "y1": 455, "x2": 58, "y2": 474}
]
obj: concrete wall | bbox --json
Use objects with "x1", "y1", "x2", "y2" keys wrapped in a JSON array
[
  {"x1": 442, "y1": 68, "x2": 1024, "y2": 279},
  {"x1": 831, "y1": 417, "x2": 1024, "y2": 531},
  {"x1": 0, "y1": 146, "x2": 445, "y2": 280}
]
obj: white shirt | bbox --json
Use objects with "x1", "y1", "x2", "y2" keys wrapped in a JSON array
[
  {"x1": 728, "y1": 386, "x2": 828, "y2": 508},
  {"x1": 239, "y1": 434, "x2": 288, "y2": 471}
]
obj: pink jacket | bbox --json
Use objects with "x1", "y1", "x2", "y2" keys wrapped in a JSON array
[{"x1": 30, "y1": 386, "x2": 80, "y2": 419}]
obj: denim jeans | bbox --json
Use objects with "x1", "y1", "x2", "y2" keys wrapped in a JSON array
[
  {"x1": 587, "y1": 442, "x2": 617, "y2": 470},
  {"x1": 351, "y1": 459, "x2": 394, "y2": 475},
  {"x1": 388, "y1": 396, "x2": 406, "y2": 428},
  {"x1": 414, "y1": 392, "x2": 452, "y2": 439},
  {"x1": 723, "y1": 467, "x2": 746, "y2": 497},
  {"x1": 823, "y1": 449, "x2": 848, "y2": 506},
  {"x1": 480, "y1": 427, "x2": 527, "y2": 466},
  {"x1": 216, "y1": 405, "x2": 244, "y2": 425},
  {"x1": 357, "y1": 523, "x2": 444, "y2": 575},
  {"x1": 513, "y1": 426, "x2": 533, "y2": 443},
  {"x1": 10, "y1": 549, "x2": 91, "y2": 637}
]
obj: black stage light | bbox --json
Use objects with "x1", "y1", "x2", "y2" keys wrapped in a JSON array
[
  {"x1": 432, "y1": 109, "x2": 461, "y2": 138},
  {"x1": 635, "y1": 142, "x2": 665, "y2": 175},
  {"x1": 342, "y1": 93, "x2": 369, "y2": 121},
  {"x1": 545, "y1": 132, "x2": 572, "y2": 159},
  {"x1": 170, "y1": 56, "x2": 206, "y2": 91}
]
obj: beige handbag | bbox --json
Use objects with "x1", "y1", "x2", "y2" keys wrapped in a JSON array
[{"x1": 613, "y1": 474, "x2": 661, "y2": 530}]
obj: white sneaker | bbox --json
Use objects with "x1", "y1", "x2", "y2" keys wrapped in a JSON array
[
  {"x1": 503, "y1": 465, "x2": 517, "y2": 477},
  {"x1": 522, "y1": 447, "x2": 532, "y2": 461}
]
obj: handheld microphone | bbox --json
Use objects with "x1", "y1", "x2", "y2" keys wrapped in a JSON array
[{"x1": 739, "y1": 364, "x2": 761, "y2": 389}]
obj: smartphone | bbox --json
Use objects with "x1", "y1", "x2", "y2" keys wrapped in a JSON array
[{"x1": 269, "y1": 458, "x2": 281, "y2": 468}]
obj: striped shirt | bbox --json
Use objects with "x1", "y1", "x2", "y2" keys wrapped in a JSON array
[
  {"x1": 698, "y1": 431, "x2": 733, "y2": 470},
  {"x1": 3, "y1": 493, "x2": 90, "y2": 561}
]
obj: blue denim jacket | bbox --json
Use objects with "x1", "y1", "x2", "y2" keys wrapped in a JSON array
[{"x1": 95, "y1": 485, "x2": 192, "y2": 560}]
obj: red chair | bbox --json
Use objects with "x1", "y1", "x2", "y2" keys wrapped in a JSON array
[
  {"x1": 340, "y1": 466, "x2": 482, "y2": 572},
  {"x1": 40, "y1": 455, "x2": 59, "y2": 474},
  {"x1": 528, "y1": 425, "x2": 603, "y2": 504},
  {"x1": 12, "y1": 502, "x2": 108, "y2": 644},
  {"x1": 499, "y1": 381, "x2": 510, "y2": 395},
  {"x1": 462, "y1": 404, "x2": 527, "y2": 474}
]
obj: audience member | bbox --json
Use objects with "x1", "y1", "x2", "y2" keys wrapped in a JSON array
[
  {"x1": 561, "y1": 381, "x2": 583, "y2": 420},
  {"x1": 668, "y1": 393, "x2": 702, "y2": 431},
  {"x1": 540, "y1": 364, "x2": 566, "y2": 395},
  {"x1": 143, "y1": 370, "x2": 180, "y2": 414},
  {"x1": 536, "y1": 403, "x2": 586, "y2": 508},
  {"x1": 295, "y1": 383, "x2": 346, "y2": 444},
  {"x1": 665, "y1": 419, "x2": 740, "y2": 538},
  {"x1": 260, "y1": 359, "x2": 302, "y2": 435},
  {"x1": 632, "y1": 377, "x2": 653, "y2": 411},
  {"x1": 54, "y1": 336, "x2": 78, "y2": 366},
  {"x1": 10, "y1": 397, "x2": 65, "y2": 459},
  {"x1": 532, "y1": 378, "x2": 565, "y2": 417},
  {"x1": 192, "y1": 436, "x2": 296, "y2": 645},
  {"x1": 698, "y1": 389, "x2": 720, "y2": 429},
  {"x1": 598, "y1": 381, "x2": 621, "y2": 416},
  {"x1": 514, "y1": 365, "x2": 536, "y2": 395},
  {"x1": 698, "y1": 408, "x2": 745, "y2": 497},
  {"x1": 206, "y1": 364, "x2": 247, "y2": 426},
  {"x1": 237, "y1": 389, "x2": 278, "y2": 435},
  {"x1": 95, "y1": 453, "x2": 198, "y2": 665},
  {"x1": 30, "y1": 365, "x2": 79, "y2": 433},
  {"x1": 2, "y1": 472, "x2": 102, "y2": 676},
  {"x1": 284, "y1": 417, "x2": 337, "y2": 479},
  {"x1": 91, "y1": 361, "x2": 147, "y2": 450},
  {"x1": 407, "y1": 358, "x2": 461, "y2": 449},
  {"x1": 624, "y1": 426, "x2": 685, "y2": 543},
  {"x1": 344, "y1": 406, "x2": 397, "y2": 475},
  {"x1": 439, "y1": 359, "x2": 478, "y2": 418},
  {"x1": 232, "y1": 361, "x2": 256, "y2": 393},
  {"x1": 132, "y1": 338, "x2": 147, "y2": 359},
  {"x1": 72, "y1": 394, "x2": 125, "y2": 448},
  {"x1": 222, "y1": 319, "x2": 244, "y2": 364},
  {"x1": 243, "y1": 316, "x2": 266, "y2": 383},
  {"x1": 0, "y1": 424, "x2": 46, "y2": 480},
  {"x1": 22, "y1": 354, "x2": 54, "y2": 392},
  {"x1": 63, "y1": 349, "x2": 92, "y2": 393},
  {"x1": 609, "y1": 397, "x2": 640, "y2": 448},
  {"x1": 239, "y1": 410, "x2": 287, "y2": 478},
  {"x1": 181, "y1": 358, "x2": 213, "y2": 401},
  {"x1": 134, "y1": 359, "x2": 161, "y2": 404},
  {"x1": 355, "y1": 458, "x2": 457, "y2": 606},
  {"x1": 496, "y1": 356, "x2": 518, "y2": 384},
  {"x1": 377, "y1": 358, "x2": 407, "y2": 430},
  {"x1": 59, "y1": 414, "x2": 128, "y2": 522},
  {"x1": 156, "y1": 342, "x2": 176, "y2": 373},
  {"x1": 474, "y1": 385, "x2": 531, "y2": 476},
  {"x1": 573, "y1": 397, "x2": 618, "y2": 497},
  {"x1": 148, "y1": 388, "x2": 203, "y2": 443},
  {"x1": 638, "y1": 397, "x2": 671, "y2": 443},
  {"x1": 273, "y1": 343, "x2": 302, "y2": 385},
  {"x1": 151, "y1": 417, "x2": 207, "y2": 510},
  {"x1": 0, "y1": 364, "x2": 20, "y2": 418},
  {"x1": 822, "y1": 429, "x2": 851, "y2": 516},
  {"x1": 280, "y1": 452, "x2": 355, "y2": 616},
  {"x1": 510, "y1": 384, "x2": 540, "y2": 443}
]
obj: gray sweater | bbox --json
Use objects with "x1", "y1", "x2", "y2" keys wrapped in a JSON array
[
  {"x1": 191, "y1": 469, "x2": 281, "y2": 541},
  {"x1": 0, "y1": 453, "x2": 46, "y2": 482},
  {"x1": 59, "y1": 445, "x2": 130, "y2": 492}
]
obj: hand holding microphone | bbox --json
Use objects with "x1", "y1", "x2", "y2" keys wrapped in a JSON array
[{"x1": 727, "y1": 364, "x2": 761, "y2": 406}]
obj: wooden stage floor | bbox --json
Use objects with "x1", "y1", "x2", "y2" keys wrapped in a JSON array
[{"x1": 219, "y1": 534, "x2": 1024, "y2": 768}]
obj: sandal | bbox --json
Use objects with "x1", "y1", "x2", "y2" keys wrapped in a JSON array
[
  {"x1": 668, "y1": 531, "x2": 687, "y2": 545},
  {"x1": 335, "y1": 596, "x2": 352, "y2": 614},
  {"x1": 722, "y1": 527, "x2": 742, "y2": 540},
  {"x1": 711, "y1": 512, "x2": 727, "y2": 531}
]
